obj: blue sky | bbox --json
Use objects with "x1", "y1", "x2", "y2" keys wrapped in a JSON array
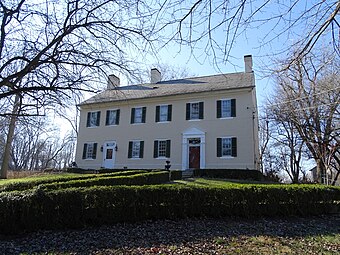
[
  {"x1": 139, "y1": 0, "x2": 337, "y2": 110},
  {"x1": 60, "y1": 0, "x2": 337, "y2": 132}
]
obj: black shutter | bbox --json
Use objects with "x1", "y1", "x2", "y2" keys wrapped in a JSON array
[
  {"x1": 131, "y1": 108, "x2": 135, "y2": 124},
  {"x1": 142, "y1": 107, "x2": 146, "y2": 123},
  {"x1": 82, "y1": 143, "x2": 88, "y2": 159},
  {"x1": 128, "y1": 141, "x2": 133, "y2": 158},
  {"x1": 231, "y1": 137, "x2": 237, "y2": 157},
  {"x1": 167, "y1": 105, "x2": 172, "y2": 121},
  {"x1": 199, "y1": 102, "x2": 204, "y2": 119},
  {"x1": 96, "y1": 111, "x2": 101, "y2": 126},
  {"x1": 105, "y1": 110, "x2": 110, "y2": 125},
  {"x1": 86, "y1": 112, "x2": 91, "y2": 127},
  {"x1": 166, "y1": 140, "x2": 171, "y2": 158},
  {"x1": 155, "y1": 106, "x2": 160, "y2": 122},
  {"x1": 139, "y1": 141, "x2": 144, "y2": 158},
  {"x1": 217, "y1": 100, "x2": 221, "y2": 118},
  {"x1": 92, "y1": 143, "x2": 97, "y2": 159},
  {"x1": 217, "y1": 138, "x2": 222, "y2": 157},
  {"x1": 153, "y1": 140, "x2": 158, "y2": 158},
  {"x1": 186, "y1": 103, "x2": 190, "y2": 120},
  {"x1": 231, "y1": 99, "x2": 236, "y2": 117},
  {"x1": 116, "y1": 109, "x2": 120, "y2": 125}
]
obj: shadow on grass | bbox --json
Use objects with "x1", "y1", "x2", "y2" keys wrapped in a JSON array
[{"x1": 1, "y1": 214, "x2": 339, "y2": 254}]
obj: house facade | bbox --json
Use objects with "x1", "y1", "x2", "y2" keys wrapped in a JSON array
[{"x1": 75, "y1": 55, "x2": 260, "y2": 171}]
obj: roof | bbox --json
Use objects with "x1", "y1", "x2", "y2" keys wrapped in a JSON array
[{"x1": 80, "y1": 72, "x2": 254, "y2": 106}]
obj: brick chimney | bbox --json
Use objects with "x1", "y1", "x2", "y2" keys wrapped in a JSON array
[
  {"x1": 107, "y1": 74, "x2": 120, "y2": 89},
  {"x1": 244, "y1": 55, "x2": 253, "y2": 73},
  {"x1": 151, "y1": 68, "x2": 161, "y2": 83}
]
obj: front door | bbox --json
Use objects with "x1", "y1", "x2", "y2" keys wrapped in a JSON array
[
  {"x1": 189, "y1": 146, "x2": 200, "y2": 169},
  {"x1": 103, "y1": 141, "x2": 116, "y2": 169}
]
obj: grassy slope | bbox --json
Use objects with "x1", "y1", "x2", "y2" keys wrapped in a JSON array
[
  {"x1": 0, "y1": 173, "x2": 83, "y2": 186},
  {"x1": 0, "y1": 175, "x2": 339, "y2": 253}
]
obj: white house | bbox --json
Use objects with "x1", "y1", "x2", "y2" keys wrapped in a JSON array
[{"x1": 75, "y1": 55, "x2": 260, "y2": 171}]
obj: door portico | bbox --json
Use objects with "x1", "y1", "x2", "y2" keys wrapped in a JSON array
[
  {"x1": 182, "y1": 127, "x2": 206, "y2": 170},
  {"x1": 102, "y1": 141, "x2": 116, "y2": 169}
]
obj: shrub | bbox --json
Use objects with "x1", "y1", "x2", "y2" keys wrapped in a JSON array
[
  {"x1": 0, "y1": 170, "x2": 147, "y2": 192},
  {"x1": 40, "y1": 171, "x2": 170, "y2": 190},
  {"x1": 197, "y1": 169, "x2": 265, "y2": 181},
  {"x1": 0, "y1": 183, "x2": 339, "y2": 234},
  {"x1": 170, "y1": 170, "x2": 182, "y2": 180}
]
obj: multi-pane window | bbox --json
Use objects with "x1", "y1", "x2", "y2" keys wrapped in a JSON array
[
  {"x1": 154, "y1": 140, "x2": 171, "y2": 158},
  {"x1": 155, "y1": 105, "x2": 172, "y2": 122},
  {"x1": 106, "y1": 109, "x2": 120, "y2": 126},
  {"x1": 135, "y1": 108, "x2": 142, "y2": 123},
  {"x1": 191, "y1": 103, "x2": 199, "y2": 119},
  {"x1": 217, "y1": 137, "x2": 237, "y2": 157},
  {"x1": 131, "y1": 107, "x2": 146, "y2": 124},
  {"x1": 217, "y1": 99, "x2": 236, "y2": 118},
  {"x1": 186, "y1": 102, "x2": 204, "y2": 120},
  {"x1": 86, "y1": 111, "x2": 100, "y2": 127},
  {"x1": 158, "y1": 141, "x2": 167, "y2": 157},
  {"x1": 82, "y1": 143, "x2": 98, "y2": 159},
  {"x1": 128, "y1": 141, "x2": 144, "y2": 158},
  {"x1": 222, "y1": 138, "x2": 232, "y2": 156}
]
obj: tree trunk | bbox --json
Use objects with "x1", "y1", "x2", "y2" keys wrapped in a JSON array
[
  {"x1": 316, "y1": 159, "x2": 327, "y2": 184},
  {"x1": 1, "y1": 95, "x2": 20, "y2": 179},
  {"x1": 331, "y1": 170, "x2": 339, "y2": 186}
]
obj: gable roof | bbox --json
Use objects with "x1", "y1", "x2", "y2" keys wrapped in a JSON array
[{"x1": 80, "y1": 72, "x2": 254, "y2": 106}]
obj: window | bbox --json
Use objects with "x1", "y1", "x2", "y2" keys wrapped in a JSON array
[
  {"x1": 82, "y1": 143, "x2": 98, "y2": 159},
  {"x1": 156, "y1": 105, "x2": 172, "y2": 122},
  {"x1": 217, "y1": 99, "x2": 236, "y2": 118},
  {"x1": 128, "y1": 141, "x2": 144, "y2": 158},
  {"x1": 131, "y1": 107, "x2": 146, "y2": 124},
  {"x1": 186, "y1": 102, "x2": 204, "y2": 120},
  {"x1": 153, "y1": 140, "x2": 171, "y2": 158},
  {"x1": 217, "y1": 137, "x2": 237, "y2": 157},
  {"x1": 86, "y1": 111, "x2": 101, "y2": 127},
  {"x1": 106, "y1": 109, "x2": 120, "y2": 125}
]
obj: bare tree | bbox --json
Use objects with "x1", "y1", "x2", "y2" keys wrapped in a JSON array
[
  {"x1": 267, "y1": 110, "x2": 306, "y2": 183},
  {"x1": 0, "y1": 0, "x2": 160, "y2": 178},
  {"x1": 269, "y1": 50, "x2": 340, "y2": 184},
  {"x1": 6, "y1": 115, "x2": 76, "y2": 171},
  {"x1": 160, "y1": 0, "x2": 340, "y2": 65},
  {"x1": 131, "y1": 63, "x2": 196, "y2": 84},
  {"x1": 0, "y1": 0, "x2": 159, "y2": 111}
]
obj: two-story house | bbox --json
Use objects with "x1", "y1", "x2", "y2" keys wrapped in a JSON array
[{"x1": 75, "y1": 55, "x2": 259, "y2": 171}]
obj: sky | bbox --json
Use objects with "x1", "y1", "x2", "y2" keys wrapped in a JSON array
[{"x1": 55, "y1": 0, "x2": 336, "y2": 135}]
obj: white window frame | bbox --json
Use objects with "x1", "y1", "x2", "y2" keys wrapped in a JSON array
[
  {"x1": 221, "y1": 137, "x2": 232, "y2": 157},
  {"x1": 106, "y1": 109, "x2": 118, "y2": 126},
  {"x1": 85, "y1": 143, "x2": 95, "y2": 160},
  {"x1": 157, "y1": 140, "x2": 167, "y2": 158},
  {"x1": 159, "y1": 105, "x2": 169, "y2": 122},
  {"x1": 221, "y1": 99, "x2": 232, "y2": 118},
  {"x1": 131, "y1": 141, "x2": 141, "y2": 159},
  {"x1": 88, "y1": 111, "x2": 100, "y2": 127},
  {"x1": 190, "y1": 102, "x2": 200, "y2": 120},
  {"x1": 134, "y1": 107, "x2": 143, "y2": 124}
]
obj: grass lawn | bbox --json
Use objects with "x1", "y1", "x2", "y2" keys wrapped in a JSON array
[
  {"x1": 175, "y1": 177, "x2": 275, "y2": 187},
  {"x1": 211, "y1": 234, "x2": 340, "y2": 254},
  {"x1": 0, "y1": 173, "x2": 339, "y2": 253},
  {"x1": 0, "y1": 172, "x2": 84, "y2": 186},
  {"x1": 1, "y1": 216, "x2": 339, "y2": 254}
]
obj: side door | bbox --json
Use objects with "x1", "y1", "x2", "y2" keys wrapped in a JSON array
[{"x1": 103, "y1": 141, "x2": 116, "y2": 169}]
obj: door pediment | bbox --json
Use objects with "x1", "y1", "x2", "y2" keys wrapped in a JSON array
[{"x1": 182, "y1": 127, "x2": 205, "y2": 136}]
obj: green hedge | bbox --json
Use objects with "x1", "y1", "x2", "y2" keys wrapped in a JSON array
[
  {"x1": 196, "y1": 169, "x2": 265, "y2": 181},
  {"x1": 170, "y1": 170, "x2": 182, "y2": 181},
  {"x1": 40, "y1": 171, "x2": 170, "y2": 190},
  {"x1": 0, "y1": 170, "x2": 147, "y2": 192},
  {"x1": 0, "y1": 183, "x2": 339, "y2": 234}
]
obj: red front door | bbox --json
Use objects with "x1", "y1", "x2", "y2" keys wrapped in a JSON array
[{"x1": 189, "y1": 146, "x2": 200, "y2": 169}]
